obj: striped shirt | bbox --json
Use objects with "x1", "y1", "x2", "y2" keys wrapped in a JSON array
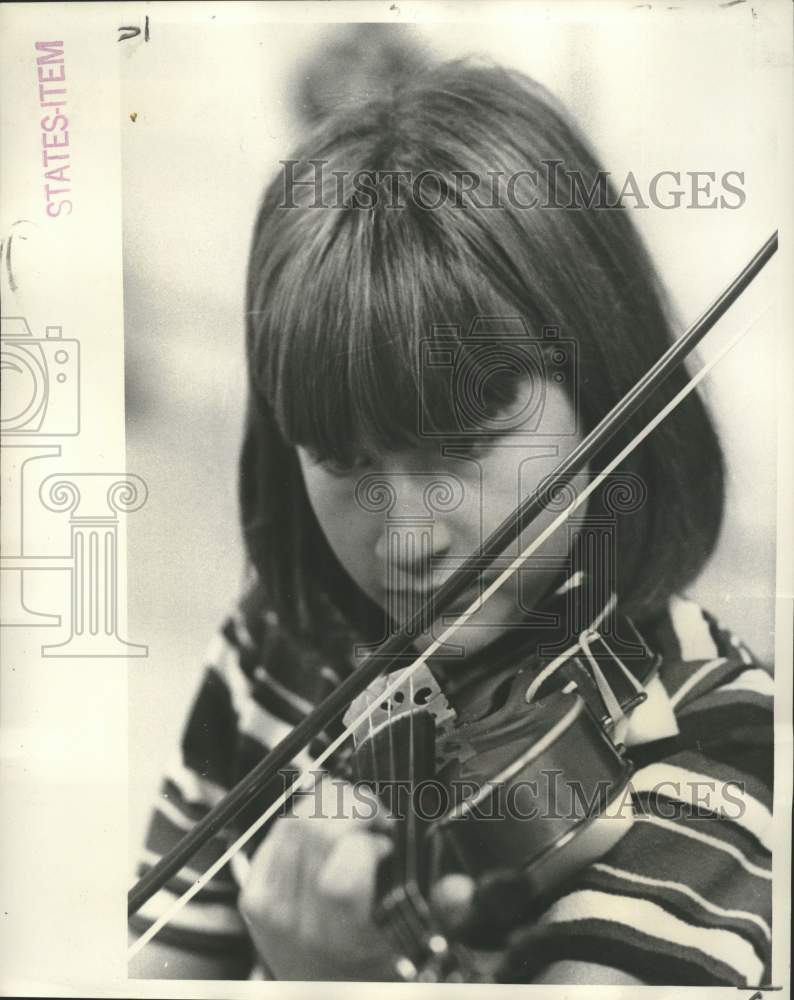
[{"x1": 131, "y1": 587, "x2": 773, "y2": 985}]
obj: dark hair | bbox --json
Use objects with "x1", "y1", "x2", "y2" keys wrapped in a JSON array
[{"x1": 240, "y1": 57, "x2": 724, "y2": 649}]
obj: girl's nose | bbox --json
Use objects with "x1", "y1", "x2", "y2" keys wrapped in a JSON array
[{"x1": 374, "y1": 515, "x2": 453, "y2": 571}]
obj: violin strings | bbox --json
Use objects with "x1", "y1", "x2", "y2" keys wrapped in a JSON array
[
  {"x1": 381, "y1": 692, "x2": 414, "y2": 961},
  {"x1": 350, "y1": 692, "x2": 419, "y2": 965},
  {"x1": 406, "y1": 673, "x2": 417, "y2": 889},
  {"x1": 128, "y1": 307, "x2": 768, "y2": 961},
  {"x1": 388, "y1": 532, "x2": 443, "y2": 970},
  {"x1": 387, "y1": 671, "x2": 442, "y2": 975},
  {"x1": 402, "y1": 674, "x2": 433, "y2": 957},
  {"x1": 383, "y1": 686, "x2": 431, "y2": 968}
]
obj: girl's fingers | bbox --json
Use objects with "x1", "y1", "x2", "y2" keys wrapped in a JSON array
[
  {"x1": 430, "y1": 869, "x2": 543, "y2": 950},
  {"x1": 242, "y1": 790, "x2": 400, "y2": 975},
  {"x1": 292, "y1": 776, "x2": 392, "y2": 829},
  {"x1": 309, "y1": 830, "x2": 396, "y2": 970},
  {"x1": 317, "y1": 830, "x2": 393, "y2": 918},
  {"x1": 242, "y1": 821, "x2": 302, "y2": 928},
  {"x1": 429, "y1": 873, "x2": 476, "y2": 932}
]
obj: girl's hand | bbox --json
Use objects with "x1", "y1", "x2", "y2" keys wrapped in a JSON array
[{"x1": 239, "y1": 777, "x2": 400, "y2": 981}]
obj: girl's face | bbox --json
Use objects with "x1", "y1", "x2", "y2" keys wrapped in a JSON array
[{"x1": 297, "y1": 378, "x2": 585, "y2": 658}]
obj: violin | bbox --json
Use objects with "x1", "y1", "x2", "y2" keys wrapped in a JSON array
[
  {"x1": 342, "y1": 607, "x2": 658, "y2": 981},
  {"x1": 127, "y1": 232, "x2": 778, "y2": 977}
]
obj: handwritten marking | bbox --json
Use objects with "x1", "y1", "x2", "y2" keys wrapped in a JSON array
[{"x1": 118, "y1": 16, "x2": 150, "y2": 43}]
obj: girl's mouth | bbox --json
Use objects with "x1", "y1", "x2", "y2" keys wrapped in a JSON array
[{"x1": 386, "y1": 575, "x2": 498, "y2": 614}]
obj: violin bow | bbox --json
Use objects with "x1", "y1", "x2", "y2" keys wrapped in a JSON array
[{"x1": 128, "y1": 231, "x2": 778, "y2": 956}]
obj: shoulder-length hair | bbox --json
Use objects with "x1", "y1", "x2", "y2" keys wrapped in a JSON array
[{"x1": 239, "y1": 58, "x2": 724, "y2": 650}]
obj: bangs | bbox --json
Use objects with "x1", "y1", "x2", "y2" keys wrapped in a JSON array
[{"x1": 247, "y1": 197, "x2": 542, "y2": 465}]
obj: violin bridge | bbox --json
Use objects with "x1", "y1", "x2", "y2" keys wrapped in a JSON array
[{"x1": 342, "y1": 662, "x2": 457, "y2": 748}]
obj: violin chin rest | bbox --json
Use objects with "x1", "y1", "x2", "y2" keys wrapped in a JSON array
[{"x1": 524, "y1": 806, "x2": 634, "y2": 899}]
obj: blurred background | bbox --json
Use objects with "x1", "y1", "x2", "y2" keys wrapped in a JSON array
[{"x1": 124, "y1": 12, "x2": 783, "y2": 865}]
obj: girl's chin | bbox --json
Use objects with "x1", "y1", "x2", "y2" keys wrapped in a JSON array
[
  {"x1": 407, "y1": 593, "x2": 520, "y2": 659},
  {"x1": 371, "y1": 585, "x2": 547, "y2": 660},
  {"x1": 410, "y1": 624, "x2": 501, "y2": 658}
]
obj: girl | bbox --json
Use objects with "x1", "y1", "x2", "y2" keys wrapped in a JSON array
[{"x1": 130, "y1": 58, "x2": 773, "y2": 985}]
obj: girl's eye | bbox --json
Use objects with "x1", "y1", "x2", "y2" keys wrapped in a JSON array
[
  {"x1": 319, "y1": 459, "x2": 353, "y2": 477},
  {"x1": 444, "y1": 437, "x2": 498, "y2": 460},
  {"x1": 320, "y1": 456, "x2": 371, "y2": 478}
]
